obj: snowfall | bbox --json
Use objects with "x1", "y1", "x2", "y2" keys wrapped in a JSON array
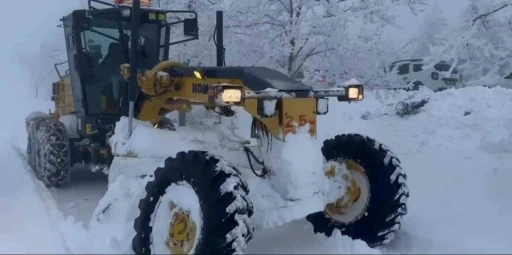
[
  {"x1": 1, "y1": 1, "x2": 512, "y2": 253},
  {"x1": 1, "y1": 81, "x2": 512, "y2": 253}
]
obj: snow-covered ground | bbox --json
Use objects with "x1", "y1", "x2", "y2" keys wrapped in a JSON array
[{"x1": 1, "y1": 86, "x2": 511, "y2": 253}]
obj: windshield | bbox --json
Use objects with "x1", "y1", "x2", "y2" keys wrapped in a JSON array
[
  {"x1": 434, "y1": 62, "x2": 458, "y2": 74},
  {"x1": 79, "y1": 16, "x2": 160, "y2": 115}
]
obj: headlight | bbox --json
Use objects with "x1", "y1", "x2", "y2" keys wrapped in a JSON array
[
  {"x1": 193, "y1": 70, "x2": 204, "y2": 79},
  {"x1": 221, "y1": 89, "x2": 243, "y2": 103},
  {"x1": 346, "y1": 85, "x2": 364, "y2": 100},
  {"x1": 348, "y1": 87, "x2": 360, "y2": 99}
]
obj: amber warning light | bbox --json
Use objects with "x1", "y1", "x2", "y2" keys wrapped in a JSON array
[{"x1": 114, "y1": 0, "x2": 152, "y2": 7}]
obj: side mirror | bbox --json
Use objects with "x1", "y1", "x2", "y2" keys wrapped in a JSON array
[{"x1": 183, "y1": 18, "x2": 198, "y2": 37}]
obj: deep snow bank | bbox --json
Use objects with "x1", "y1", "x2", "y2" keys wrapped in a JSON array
[
  {"x1": 320, "y1": 86, "x2": 512, "y2": 253},
  {"x1": 88, "y1": 86, "x2": 512, "y2": 253},
  {"x1": 25, "y1": 85, "x2": 510, "y2": 254},
  {"x1": 0, "y1": 93, "x2": 80, "y2": 253},
  {"x1": 0, "y1": 145, "x2": 70, "y2": 254},
  {"x1": 86, "y1": 109, "x2": 351, "y2": 253}
]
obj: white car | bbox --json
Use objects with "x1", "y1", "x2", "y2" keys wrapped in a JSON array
[{"x1": 385, "y1": 59, "x2": 462, "y2": 91}]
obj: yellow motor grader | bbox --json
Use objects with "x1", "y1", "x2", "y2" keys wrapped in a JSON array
[{"x1": 25, "y1": 0, "x2": 409, "y2": 253}]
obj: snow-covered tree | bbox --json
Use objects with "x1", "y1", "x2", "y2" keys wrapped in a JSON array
[
  {"x1": 426, "y1": 0, "x2": 512, "y2": 83},
  {"x1": 409, "y1": 2, "x2": 448, "y2": 58},
  {"x1": 156, "y1": 0, "x2": 225, "y2": 66},
  {"x1": 154, "y1": 0, "x2": 429, "y2": 88},
  {"x1": 226, "y1": 0, "x2": 427, "y2": 83}
]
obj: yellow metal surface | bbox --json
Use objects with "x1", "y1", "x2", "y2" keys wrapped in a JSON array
[
  {"x1": 243, "y1": 99, "x2": 280, "y2": 137},
  {"x1": 126, "y1": 60, "x2": 322, "y2": 141},
  {"x1": 167, "y1": 210, "x2": 197, "y2": 254},
  {"x1": 344, "y1": 159, "x2": 364, "y2": 173},
  {"x1": 53, "y1": 76, "x2": 75, "y2": 119},
  {"x1": 281, "y1": 98, "x2": 317, "y2": 137},
  {"x1": 137, "y1": 99, "x2": 164, "y2": 125},
  {"x1": 325, "y1": 160, "x2": 365, "y2": 216},
  {"x1": 86, "y1": 124, "x2": 93, "y2": 134}
]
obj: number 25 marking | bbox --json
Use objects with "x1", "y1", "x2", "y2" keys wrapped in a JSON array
[{"x1": 284, "y1": 115, "x2": 316, "y2": 136}]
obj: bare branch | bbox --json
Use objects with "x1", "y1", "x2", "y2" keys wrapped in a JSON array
[{"x1": 472, "y1": 4, "x2": 510, "y2": 26}]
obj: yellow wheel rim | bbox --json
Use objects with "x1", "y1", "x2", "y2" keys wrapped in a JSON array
[
  {"x1": 166, "y1": 209, "x2": 197, "y2": 254},
  {"x1": 325, "y1": 159, "x2": 370, "y2": 223}
]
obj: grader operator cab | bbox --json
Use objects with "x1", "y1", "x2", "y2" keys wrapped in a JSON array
[
  {"x1": 25, "y1": 0, "x2": 409, "y2": 254},
  {"x1": 39, "y1": 0, "x2": 200, "y2": 168}
]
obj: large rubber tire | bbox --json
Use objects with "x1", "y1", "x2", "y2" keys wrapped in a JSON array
[
  {"x1": 132, "y1": 150, "x2": 254, "y2": 254},
  {"x1": 411, "y1": 80, "x2": 424, "y2": 91},
  {"x1": 306, "y1": 134, "x2": 409, "y2": 248},
  {"x1": 27, "y1": 117, "x2": 71, "y2": 188}
]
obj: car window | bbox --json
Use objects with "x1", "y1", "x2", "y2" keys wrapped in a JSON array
[
  {"x1": 397, "y1": 63, "x2": 410, "y2": 75},
  {"x1": 389, "y1": 64, "x2": 396, "y2": 73},
  {"x1": 434, "y1": 62, "x2": 458, "y2": 74},
  {"x1": 413, "y1": 64, "x2": 424, "y2": 72},
  {"x1": 434, "y1": 63, "x2": 450, "y2": 71}
]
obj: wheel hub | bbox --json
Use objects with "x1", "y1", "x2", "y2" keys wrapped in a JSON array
[
  {"x1": 166, "y1": 204, "x2": 197, "y2": 254},
  {"x1": 324, "y1": 159, "x2": 370, "y2": 224}
]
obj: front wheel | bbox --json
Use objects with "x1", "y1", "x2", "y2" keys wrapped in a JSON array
[
  {"x1": 132, "y1": 151, "x2": 254, "y2": 254},
  {"x1": 306, "y1": 134, "x2": 409, "y2": 247}
]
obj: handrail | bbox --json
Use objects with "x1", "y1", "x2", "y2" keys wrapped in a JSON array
[{"x1": 54, "y1": 61, "x2": 69, "y2": 79}]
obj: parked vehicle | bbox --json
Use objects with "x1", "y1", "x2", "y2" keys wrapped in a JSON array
[{"x1": 385, "y1": 59, "x2": 461, "y2": 91}]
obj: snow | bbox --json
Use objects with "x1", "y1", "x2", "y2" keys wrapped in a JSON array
[
  {"x1": 3, "y1": 0, "x2": 512, "y2": 253},
  {"x1": 0, "y1": 98, "x2": 79, "y2": 254},
  {"x1": 3, "y1": 80, "x2": 512, "y2": 254},
  {"x1": 245, "y1": 88, "x2": 294, "y2": 99},
  {"x1": 102, "y1": 112, "x2": 346, "y2": 234},
  {"x1": 322, "y1": 86, "x2": 512, "y2": 253},
  {"x1": 260, "y1": 126, "x2": 340, "y2": 202},
  {"x1": 317, "y1": 98, "x2": 329, "y2": 114},
  {"x1": 262, "y1": 99, "x2": 277, "y2": 116},
  {"x1": 0, "y1": 146, "x2": 68, "y2": 254},
  {"x1": 341, "y1": 78, "x2": 362, "y2": 86}
]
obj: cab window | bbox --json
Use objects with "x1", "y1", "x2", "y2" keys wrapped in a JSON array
[{"x1": 80, "y1": 18, "x2": 124, "y2": 115}]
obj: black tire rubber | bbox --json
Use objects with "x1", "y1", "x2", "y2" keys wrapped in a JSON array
[
  {"x1": 431, "y1": 72, "x2": 439, "y2": 80},
  {"x1": 26, "y1": 118, "x2": 42, "y2": 170},
  {"x1": 411, "y1": 81, "x2": 424, "y2": 91},
  {"x1": 27, "y1": 117, "x2": 71, "y2": 188},
  {"x1": 132, "y1": 150, "x2": 254, "y2": 255},
  {"x1": 306, "y1": 133, "x2": 409, "y2": 248}
]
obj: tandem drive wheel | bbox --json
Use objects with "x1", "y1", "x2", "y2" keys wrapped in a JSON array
[
  {"x1": 132, "y1": 151, "x2": 254, "y2": 254},
  {"x1": 26, "y1": 117, "x2": 71, "y2": 188},
  {"x1": 306, "y1": 134, "x2": 409, "y2": 248}
]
